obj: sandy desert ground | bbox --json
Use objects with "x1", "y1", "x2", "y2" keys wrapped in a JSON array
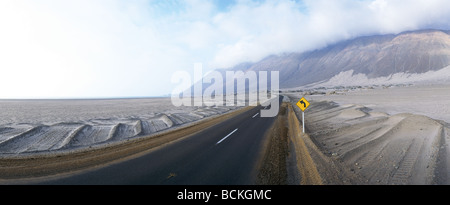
[
  {"x1": 285, "y1": 83, "x2": 450, "y2": 184},
  {"x1": 0, "y1": 97, "x2": 241, "y2": 155}
]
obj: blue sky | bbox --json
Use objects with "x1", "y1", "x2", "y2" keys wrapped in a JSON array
[{"x1": 0, "y1": 0, "x2": 449, "y2": 98}]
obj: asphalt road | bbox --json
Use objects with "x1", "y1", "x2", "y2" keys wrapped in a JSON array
[{"x1": 39, "y1": 101, "x2": 279, "y2": 185}]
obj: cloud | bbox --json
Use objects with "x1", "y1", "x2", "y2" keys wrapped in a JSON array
[
  {"x1": 0, "y1": 0, "x2": 449, "y2": 98},
  {"x1": 0, "y1": 0, "x2": 187, "y2": 98},
  {"x1": 210, "y1": 0, "x2": 450, "y2": 68}
]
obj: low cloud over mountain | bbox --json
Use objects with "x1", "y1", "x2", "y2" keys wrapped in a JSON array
[{"x1": 230, "y1": 29, "x2": 450, "y2": 88}]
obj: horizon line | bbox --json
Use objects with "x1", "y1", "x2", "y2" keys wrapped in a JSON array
[{"x1": 0, "y1": 95, "x2": 171, "y2": 100}]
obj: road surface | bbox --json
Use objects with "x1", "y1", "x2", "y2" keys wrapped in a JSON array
[{"x1": 39, "y1": 102, "x2": 278, "y2": 185}]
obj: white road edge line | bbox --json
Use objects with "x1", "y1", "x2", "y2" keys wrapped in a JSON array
[
  {"x1": 252, "y1": 113, "x2": 259, "y2": 118},
  {"x1": 216, "y1": 128, "x2": 238, "y2": 145}
]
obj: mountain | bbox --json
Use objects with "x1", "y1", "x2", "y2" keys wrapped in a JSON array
[{"x1": 229, "y1": 29, "x2": 450, "y2": 88}]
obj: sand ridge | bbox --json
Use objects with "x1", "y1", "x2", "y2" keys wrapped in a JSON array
[
  {"x1": 0, "y1": 98, "x2": 242, "y2": 155},
  {"x1": 0, "y1": 106, "x2": 253, "y2": 182},
  {"x1": 288, "y1": 98, "x2": 449, "y2": 185}
]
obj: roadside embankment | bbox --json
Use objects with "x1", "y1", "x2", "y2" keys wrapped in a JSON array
[{"x1": 257, "y1": 102, "x2": 322, "y2": 185}]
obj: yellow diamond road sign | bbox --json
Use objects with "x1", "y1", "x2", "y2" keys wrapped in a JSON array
[{"x1": 296, "y1": 97, "x2": 310, "y2": 112}]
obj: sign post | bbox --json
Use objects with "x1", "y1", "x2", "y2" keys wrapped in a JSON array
[
  {"x1": 302, "y1": 111, "x2": 305, "y2": 133},
  {"x1": 296, "y1": 97, "x2": 310, "y2": 133}
]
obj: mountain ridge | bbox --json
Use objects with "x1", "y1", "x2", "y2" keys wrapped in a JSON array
[{"x1": 225, "y1": 29, "x2": 450, "y2": 89}]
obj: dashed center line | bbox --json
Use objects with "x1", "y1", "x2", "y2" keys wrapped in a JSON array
[
  {"x1": 216, "y1": 128, "x2": 238, "y2": 145},
  {"x1": 252, "y1": 113, "x2": 259, "y2": 118}
]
